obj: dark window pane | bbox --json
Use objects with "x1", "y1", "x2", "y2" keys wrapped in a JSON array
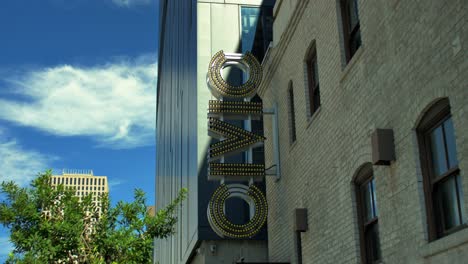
[
  {"x1": 349, "y1": 0, "x2": 360, "y2": 28},
  {"x1": 430, "y1": 126, "x2": 448, "y2": 177},
  {"x1": 444, "y1": 118, "x2": 459, "y2": 169},
  {"x1": 241, "y1": 7, "x2": 260, "y2": 54},
  {"x1": 308, "y1": 58, "x2": 317, "y2": 87},
  {"x1": 350, "y1": 29, "x2": 362, "y2": 56},
  {"x1": 307, "y1": 52, "x2": 320, "y2": 115},
  {"x1": 342, "y1": 0, "x2": 362, "y2": 62},
  {"x1": 365, "y1": 223, "x2": 381, "y2": 262},
  {"x1": 371, "y1": 179, "x2": 379, "y2": 217},
  {"x1": 313, "y1": 84, "x2": 321, "y2": 112},
  {"x1": 363, "y1": 182, "x2": 374, "y2": 221},
  {"x1": 241, "y1": 6, "x2": 273, "y2": 61},
  {"x1": 289, "y1": 86, "x2": 296, "y2": 142},
  {"x1": 307, "y1": 50, "x2": 320, "y2": 115},
  {"x1": 313, "y1": 59, "x2": 319, "y2": 86},
  {"x1": 435, "y1": 176, "x2": 461, "y2": 230}
]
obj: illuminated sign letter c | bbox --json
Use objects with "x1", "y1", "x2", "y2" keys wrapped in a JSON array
[{"x1": 207, "y1": 51, "x2": 263, "y2": 99}]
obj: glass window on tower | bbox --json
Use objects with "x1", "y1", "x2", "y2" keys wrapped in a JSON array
[
  {"x1": 241, "y1": 6, "x2": 273, "y2": 62},
  {"x1": 240, "y1": 6, "x2": 273, "y2": 165},
  {"x1": 241, "y1": 7, "x2": 260, "y2": 55}
]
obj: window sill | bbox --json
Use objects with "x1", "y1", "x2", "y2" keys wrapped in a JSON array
[
  {"x1": 289, "y1": 140, "x2": 298, "y2": 152},
  {"x1": 340, "y1": 46, "x2": 364, "y2": 84},
  {"x1": 306, "y1": 107, "x2": 322, "y2": 129},
  {"x1": 419, "y1": 224, "x2": 468, "y2": 258}
]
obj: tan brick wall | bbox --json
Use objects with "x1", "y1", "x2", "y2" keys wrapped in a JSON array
[{"x1": 259, "y1": 0, "x2": 467, "y2": 263}]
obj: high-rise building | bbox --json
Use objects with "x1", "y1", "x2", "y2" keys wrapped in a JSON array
[
  {"x1": 156, "y1": 1, "x2": 275, "y2": 263},
  {"x1": 51, "y1": 169, "x2": 109, "y2": 214},
  {"x1": 147, "y1": 205, "x2": 156, "y2": 217}
]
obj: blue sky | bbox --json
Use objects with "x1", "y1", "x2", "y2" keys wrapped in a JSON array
[{"x1": 0, "y1": 0, "x2": 159, "y2": 261}]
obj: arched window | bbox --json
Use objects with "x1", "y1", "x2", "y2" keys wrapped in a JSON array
[
  {"x1": 287, "y1": 81, "x2": 297, "y2": 144},
  {"x1": 340, "y1": 0, "x2": 362, "y2": 63},
  {"x1": 305, "y1": 44, "x2": 320, "y2": 117},
  {"x1": 355, "y1": 164, "x2": 381, "y2": 263},
  {"x1": 417, "y1": 98, "x2": 465, "y2": 239}
]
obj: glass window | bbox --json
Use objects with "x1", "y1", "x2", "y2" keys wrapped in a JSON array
[
  {"x1": 306, "y1": 48, "x2": 321, "y2": 116},
  {"x1": 427, "y1": 117, "x2": 464, "y2": 235},
  {"x1": 418, "y1": 99, "x2": 465, "y2": 239},
  {"x1": 340, "y1": 0, "x2": 362, "y2": 63},
  {"x1": 429, "y1": 126, "x2": 448, "y2": 177},
  {"x1": 241, "y1": 7, "x2": 260, "y2": 54},
  {"x1": 356, "y1": 168, "x2": 381, "y2": 264},
  {"x1": 240, "y1": 6, "x2": 272, "y2": 164},
  {"x1": 444, "y1": 118, "x2": 459, "y2": 168},
  {"x1": 241, "y1": 6, "x2": 273, "y2": 62},
  {"x1": 288, "y1": 82, "x2": 297, "y2": 143},
  {"x1": 436, "y1": 176, "x2": 461, "y2": 230}
]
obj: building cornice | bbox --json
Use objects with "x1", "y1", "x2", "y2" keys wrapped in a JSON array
[{"x1": 258, "y1": 0, "x2": 309, "y2": 97}]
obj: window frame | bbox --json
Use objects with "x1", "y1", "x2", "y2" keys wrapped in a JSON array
[
  {"x1": 417, "y1": 99, "x2": 465, "y2": 240},
  {"x1": 340, "y1": 0, "x2": 362, "y2": 63},
  {"x1": 355, "y1": 166, "x2": 381, "y2": 264},
  {"x1": 287, "y1": 81, "x2": 297, "y2": 144},
  {"x1": 306, "y1": 47, "x2": 320, "y2": 117}
]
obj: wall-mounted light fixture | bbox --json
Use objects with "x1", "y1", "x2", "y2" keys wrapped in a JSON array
[{"x1": 371, "y1": 129, "x2": 396, "y2": 165}]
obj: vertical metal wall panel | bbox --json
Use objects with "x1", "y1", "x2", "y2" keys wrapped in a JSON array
[{"x1": 156, "y1": 0, "x2": 198, "y2": 263}]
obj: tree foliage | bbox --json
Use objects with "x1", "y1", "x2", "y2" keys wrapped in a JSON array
[{"x1": 0, "y1": 170, "x2": 187, "y2": 263}]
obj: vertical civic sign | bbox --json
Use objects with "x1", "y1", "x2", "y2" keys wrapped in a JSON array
[{"x1": 206, "y1": 51, "x2": 268, "y2": 238}]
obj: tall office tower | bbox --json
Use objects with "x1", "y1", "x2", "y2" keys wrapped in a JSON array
[
  {"x1": 156, "y1": 1, "x2": 275, "y2": 263},
  {"x1": 51, "y1": 169, "x2": 109, "y2": 214}
]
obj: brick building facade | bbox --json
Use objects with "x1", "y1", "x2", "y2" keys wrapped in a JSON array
[{"x1": 259, "y1": 0, "x2": 467, "y2": 263}]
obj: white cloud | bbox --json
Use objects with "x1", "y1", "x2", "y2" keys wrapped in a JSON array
[
  {"x1": 0, "y1": 138, "x2": 55, "y2": 186},
  {"x1": 112, "y1": 0, "x2": 152, "y2": 7},
  {"x1": 108, "y1": 178, "x2": 125, "y2": 191},
  {"x1": 0, "y1": 56, "x2": 157, "y2": 149},
  {"x1": 0, "y1": 236, "x2": 13, "y2": 258}
]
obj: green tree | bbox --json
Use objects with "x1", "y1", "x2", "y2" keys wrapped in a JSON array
[{"x1": 0, "y1": 170, "x2": 187, "y2": 264}]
